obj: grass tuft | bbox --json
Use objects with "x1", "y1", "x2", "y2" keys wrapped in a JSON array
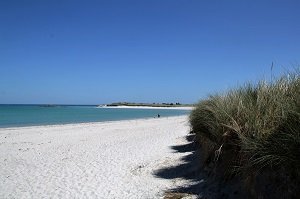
[{"x1": 189, "y1": 68, "x2": 300, "y2": 197}]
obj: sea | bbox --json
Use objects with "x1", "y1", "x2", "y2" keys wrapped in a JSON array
[{"x1": 0, "y1": 105, "x2": 191, "y2": 128}]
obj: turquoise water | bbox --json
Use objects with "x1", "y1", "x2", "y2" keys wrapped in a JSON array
[{"x1": 0, "y1": 105, "x2": 190, "y2": 128}]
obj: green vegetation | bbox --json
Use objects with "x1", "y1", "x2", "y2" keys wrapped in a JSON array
[{"x1": 190, "y1": 69, "x2": 300, "y2": 198}]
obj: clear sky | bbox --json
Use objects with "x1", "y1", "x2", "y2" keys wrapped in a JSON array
[{"x1": 0, "y1": 0, "x2": 299, "y2": 104}]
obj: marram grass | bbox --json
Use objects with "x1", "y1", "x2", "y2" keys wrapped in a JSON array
[{"x1": 190, "y1": 69, "x2": 300, "y2": 185}]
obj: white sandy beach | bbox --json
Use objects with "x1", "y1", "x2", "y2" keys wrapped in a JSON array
[{"x1": 0, "y1": 116, "x2": 193, "y2": 198}]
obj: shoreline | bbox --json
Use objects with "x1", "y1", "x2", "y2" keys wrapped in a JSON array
[
  {"x1": 0, "y1": 116, "x2": 193, "y2": 198},
  {"x1": 0, "y1": 106, "x2": 192, "y2": 129},
  {"x1": 98, "y1": 105, "x2": 194, "y2": 110},
  {"x1": 0, "y1": 114, "x2": 189, "y2": 130}
]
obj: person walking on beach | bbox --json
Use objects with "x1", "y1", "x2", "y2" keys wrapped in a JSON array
[{"x1": 157, "y1": 114, "x2": 160, "y2": 118}]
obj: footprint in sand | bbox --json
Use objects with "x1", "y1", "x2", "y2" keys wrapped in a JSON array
[{"x1": 131, "y1": 164, "x2": 147, "y2": 175}]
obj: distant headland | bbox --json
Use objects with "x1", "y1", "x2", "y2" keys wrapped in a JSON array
[{"x1": 101, "y1": 102, "x2": 195, "y2": 108}]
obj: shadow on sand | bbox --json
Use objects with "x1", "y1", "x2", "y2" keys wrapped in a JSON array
[
  {"x1": 154, "y1": 134, "x2": 206, "y2": 197},
  {"x1": 154, "y1": 134, "x2": 249, "y2": 199}
]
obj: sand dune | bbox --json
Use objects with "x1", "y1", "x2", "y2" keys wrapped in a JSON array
[{"x1": 0, "y1": 116, "x2": 193, "y2": 198}]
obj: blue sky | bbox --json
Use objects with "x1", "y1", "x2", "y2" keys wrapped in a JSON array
[{"x1": 0, "y1": 0, "x2": 299, "y2": 104}]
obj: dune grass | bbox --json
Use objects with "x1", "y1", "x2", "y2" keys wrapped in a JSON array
[{"x1": 189, "y1": 69, "x2": 300, "y2": 196}]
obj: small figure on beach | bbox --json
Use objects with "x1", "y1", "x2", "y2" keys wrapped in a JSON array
[{"x1": 157, "y1": 114, "x2": 160, "y2": 118}]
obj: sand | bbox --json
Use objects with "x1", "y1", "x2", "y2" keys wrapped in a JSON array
[{"x1": 0, "y1": 116, "x2": 193, "y2": 198}]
